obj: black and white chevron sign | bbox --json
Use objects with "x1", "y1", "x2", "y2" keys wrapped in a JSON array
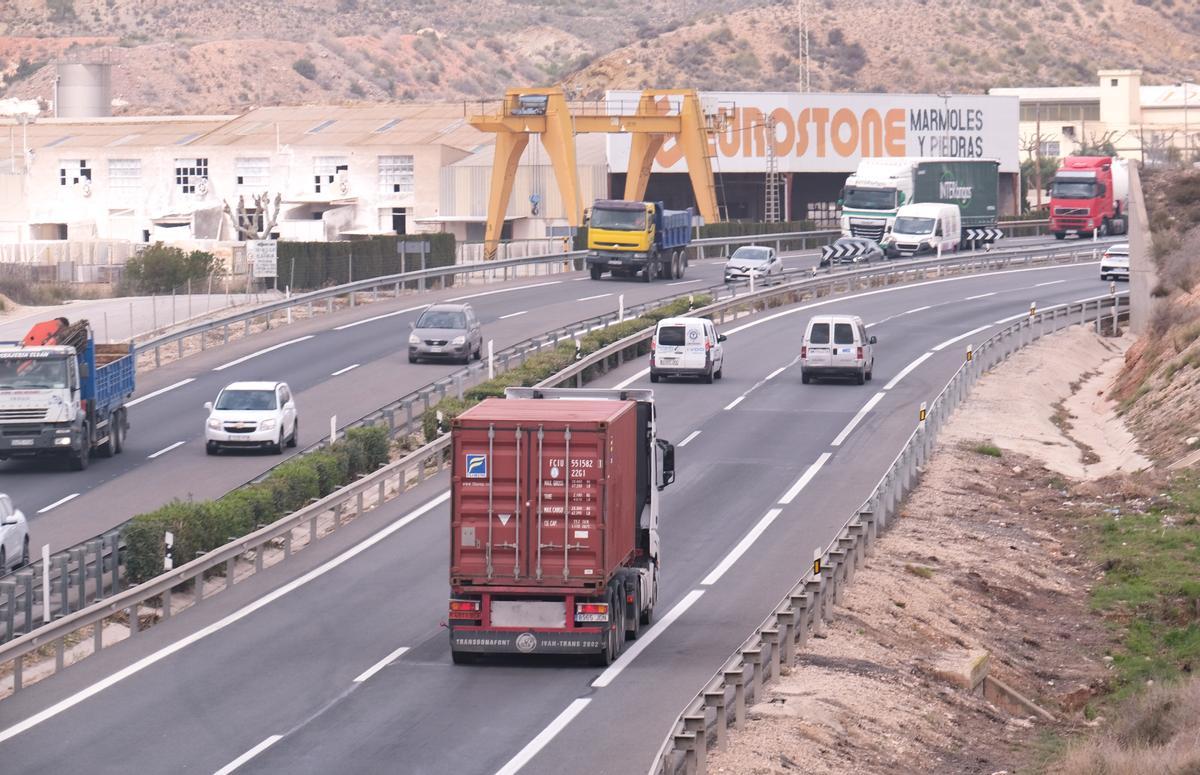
[
  {"x1": 821, "y1": 242, "x2": 873, "y2": 263},
  {"x1": 963, "y1": 227, "x2": 1003, "y2": 243}
]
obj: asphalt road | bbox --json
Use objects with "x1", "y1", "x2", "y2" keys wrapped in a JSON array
[{"x1": 0, "y1": 255, "x2": 1114, "y2": 774}]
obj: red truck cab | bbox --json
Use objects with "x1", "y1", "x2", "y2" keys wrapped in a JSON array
[{"x1": 1050, "y1": 155, "x2": 1129, "y2": 239}]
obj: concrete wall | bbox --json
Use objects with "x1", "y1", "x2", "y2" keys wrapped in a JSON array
[{"x1": 1127, "y1": 163, "x2": 1156, "y2": 335}]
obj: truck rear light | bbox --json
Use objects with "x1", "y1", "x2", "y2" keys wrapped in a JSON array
[
  {"x1": 650, "y1": 339, "x2": 656, "y2": 351},
  {"x1": 704, "y1": 339, "x2": 711, "y2": 351},
  {"x1": 575, "y1": 602, "x2": 609, "y2": 622},
  {"x1": 449, "y1": 599, "x2": 481, "y2": 620},
  {"x1": 857, "y1": 346, "x2": 864, "y2": 361},
  {"x1": 801, "y1": 345, "x2": 807, "y2": 359}
]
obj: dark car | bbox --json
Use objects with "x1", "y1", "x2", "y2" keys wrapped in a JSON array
[{"x1": 819, "y1": 237, "x2": 884, "y2": 268}]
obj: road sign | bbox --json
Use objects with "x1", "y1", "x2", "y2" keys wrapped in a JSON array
[
  {"x1": 820, "y1": 242, "x2": 873, "y2": 265},
  {"x1": 963, "y1": 227, "x2": 1003, "y2": 244},
  {"x1": 247, "y1": 239, "x2": 278, "y2": 279}
]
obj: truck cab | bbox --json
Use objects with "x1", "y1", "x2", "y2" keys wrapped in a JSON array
[
  {"x1": 585, "y1": 199, "x2": 693, "y2": 282},
  {"x1": 883, "y1": 203, "x2": 960, "y2": 258},
  {"x1": 1050, "y1": 156, "x2": 1129, "y2": 239}
]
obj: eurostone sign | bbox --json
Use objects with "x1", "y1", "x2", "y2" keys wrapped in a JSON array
[{"x1": 605, "y1": 91, "x2": 1020, "y2": 174}]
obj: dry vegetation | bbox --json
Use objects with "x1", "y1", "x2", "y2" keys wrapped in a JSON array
[{"x1": 2, "y1": 0, "x2": 1199, "y2": 113}]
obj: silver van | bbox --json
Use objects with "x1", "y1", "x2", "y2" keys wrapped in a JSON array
[{"x1": 801, "y1": 314, "x2": 876, "y2": 385}]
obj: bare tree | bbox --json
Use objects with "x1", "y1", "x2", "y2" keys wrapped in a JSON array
[
  {"x1": 1077, "y1": 129, "x2": 1126, "y2": 157},
  {"x1": 1133, "y1": 127, "x2": 1181, "y2": 167},
  {"x1": 223, "y1": 192, "x2": 282, "y2": 240},
  {"x1": 1019, "y1": 128, "x2": 1052, "y2": 208}
]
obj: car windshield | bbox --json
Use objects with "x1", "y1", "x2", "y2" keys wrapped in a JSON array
[
  {"x1": 0, "y1": 356, "x2": 69, "y2": 390},
  {"x1": 893, "y1": 216, "x2": 936, "y2": 234},
  {"x1": 657, "y1": 325, "x2": 688, "y2": 347},
  {"x1": 834, "y1": 323, "x2": 855, "y2": 345},
  {"x1": 591, "y1": 207, "x2": 647, "y2": 231},
  {"x1": 417, "y1": 310, "x2": 466, "y2": 329},
  {"x1": 215, "y1": 389, "x2": 277, "y2": 411},
  {"x1": 1051, "y1": 180, "x2": 1098, "y2": 199},
  {"x1": 730, "y1": 247, "x2": 771, "y2": 263},
  {"x1": 843, "y1": 187, "x2": 896, "y2": 210},
  {"x1": 808, "y1": 322, "x2": 830, "y2": 345}
]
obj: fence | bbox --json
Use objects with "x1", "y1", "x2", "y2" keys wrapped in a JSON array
[
  {"x1": 646, "y1": 293, "x2": 1131, "y2": 775},
  {"x1": 0, "y1": 238, "x2": 1099, "y2": 697}
]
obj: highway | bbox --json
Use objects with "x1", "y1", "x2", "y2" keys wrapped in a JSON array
[{"x1": 0, "y1": 251, "x2": 1111, "y2": 774}]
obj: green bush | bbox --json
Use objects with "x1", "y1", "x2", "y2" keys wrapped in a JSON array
[
  {"x1": 119, "y1": 243, "x2": 222, "y2": 295},
  {"x1": 123, "y1": 425, "x2": 393, "y2": 584}
]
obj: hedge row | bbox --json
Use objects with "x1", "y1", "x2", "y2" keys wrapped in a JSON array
[
  {"x1": 420, "y1": 294, "x2": 713, "y2": 439},
  {"x1": 697, "y1": 220, "x2": 817, "y2": 239},
  {"x1": 275, "y1": 234, "x2": 456, "y2": 291},
  {"x1": 123, "y1": 426, "x2": 391, "y2": 584}
]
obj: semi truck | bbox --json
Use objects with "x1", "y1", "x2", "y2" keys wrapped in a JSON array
[
  {"x1": 1049, "y1": 156, "x2": 1130, "y2": 239},
  {"x1": 0, "y1": 318, "x2": 134, "y2": 470},
  {"x1": 840, "y1": 157, "x2": 1001, "y2": 242},
  {"x1": 447, "y1": 387, "x2": 675, "y2": 665},
  {"x1": 585, "y1": 199, "x2": 693, "y2": 282}
]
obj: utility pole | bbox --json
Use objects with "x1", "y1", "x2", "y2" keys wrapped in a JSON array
[{"x1": 1034, "y1": 103, "x2": 1044, "y2": 209}]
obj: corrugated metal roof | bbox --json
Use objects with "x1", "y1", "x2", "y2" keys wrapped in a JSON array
[
  {"x1": 988, "y1": 86, "x2": 1100, "y2": 101},
  {"x1": 204, "y1": 104, "x2": 480, "y2": 150},
  {"x1": 0, "y1": 116, "x2": 234, "y2": 151},
  {"x1": 451, "y1": 133, "x2": 606, "y2": 168}
]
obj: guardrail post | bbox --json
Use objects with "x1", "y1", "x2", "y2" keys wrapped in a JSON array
[
  {"x1": 790, "y1": 591, "x2": 811, "y2": 650},
  {"x1": 673, "y1": 731, "x2": 697, "y2": 775},
  {"x1": 763, "y1": 628, "x2": 781, "y2": 684},
  {"x1": 225, "y1": 557, "x2": 236, "y2": 591},
  {"x1": 162, "y1": 586, "x2": 171, "y2": 620},
  {"x1": 18, "y1": 569, "x2": 33, "y2": 636},
  {"x1": 860, "y1": 510, "x2": 876, "y2": 556},
  {"x1": 744, "y1": 647, "x2": 763, "y2": 704},
  {"x1": 776, "y1": 609, "x2": 796, "y2": 666},
  {"x1": 725, "y1": 667, "x2": 746, "y2": 730},
  {"x1": 53, "y1": 555, "x2": 68, "y2": 619},
  {"x1": 87, "y1": 539, "x2": 102, "y2": 604},
  {"x1": 703, "y1": 689, "x2": 728, "y2": 750},
  {"x1": 106, "y1": 532, "x2": 121, "y2": 594},
  {"x1": 127, "y1": 603, "x2": 139, "y2": 638},
  {"x1": 682, "y1": 715, "x2": 707, "y2": 774},
  {"x1": 2, "y1": 580, "x2": 15, "y2": 642}
]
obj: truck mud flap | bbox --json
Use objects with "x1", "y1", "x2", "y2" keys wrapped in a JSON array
[{"x1": 450, "y1": 629, "x2": 603, "y2": 655}]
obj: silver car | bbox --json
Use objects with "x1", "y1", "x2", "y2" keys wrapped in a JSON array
[
  {"x1": 724, "y1": 246, "x2": 783, "y2": 284},
  {"x1": 0, "y1": 493, "x2": 29, "y2": 571},
  {"x1": 409, "y1": 303, "x2": 483, "y2": 364}
]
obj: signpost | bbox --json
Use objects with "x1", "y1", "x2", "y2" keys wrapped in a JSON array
[{"x1": 248, "y1": 239, "x2": 278, "y2": 288}]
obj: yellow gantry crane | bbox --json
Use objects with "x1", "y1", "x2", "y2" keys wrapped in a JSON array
[{"x1": 468, "y1": 87, "x2": 723, "y2": 260}]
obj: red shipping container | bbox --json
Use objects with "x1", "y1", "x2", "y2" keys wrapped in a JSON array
[{"x1": 450, "y1": 398, "x2": 638, "y2": 591}]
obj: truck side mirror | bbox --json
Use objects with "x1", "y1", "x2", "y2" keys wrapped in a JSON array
[
  {"x1": 717, "y1": 334, "x2": 727, "y2": 343},
  {"x1": 869, "y1": 336, "x2": 878, "y2": 345},
  {"x1": 204, "y1": 401, "x2": 213, "y2": 411},
  {"x1": 656, "y1": 438, "x2": 675, "y2": 490}
]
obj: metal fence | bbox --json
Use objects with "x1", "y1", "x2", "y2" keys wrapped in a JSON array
[
  {"x1": 646, "y1": 293, "x2": 1131, "y2": 775},
  {"x1": 0, "y1": 236, "x2": 1093, "y2": 698}
]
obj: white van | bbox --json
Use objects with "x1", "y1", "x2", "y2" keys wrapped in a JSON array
[
  {"x1": 801, "y1": 314, "x2": 876, "y2": 385},
  {"x1": 650, "y1": 316, "x2": 726, "y2": 384},
  {"x1": 883, "y1": 202, "x2": 960, "y2": 258}
]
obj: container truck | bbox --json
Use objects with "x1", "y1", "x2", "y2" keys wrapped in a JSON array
[
  {"x1": 1049, "y1": 156, "x2": 1129, "y2": 239},
  {"x1": 447, "y1": 387, "x2": 676, "y2": 665},
  {"x1": 840, "y1": 157, "x2": 1001, "y2": 242},
  {"x1": 0, "y1": 318, "x2": 134, "y2": 470},
  {"x1": 585, "y1": 199, "x2": 693, "y2": 282}
]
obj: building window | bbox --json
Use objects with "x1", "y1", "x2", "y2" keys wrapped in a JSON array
[
  {"x1": 59, "y1": 159, "x2": 92, "y2": 186},
  {"x1": 235, "y1": 157, "x2": 270, "y2": 188},
  {"x1": 109, "y1": 158, "x2": 142, "y2": 197},
  {"x1": 314, "y1": 156, "x2": 348, "y2": 193},
  {"x1": 379, "y1": 155, "x2": 414, "y2": 196},
  {"x1": 1040, "y1": 141, "x2": 1061, "y2": 157},
  {"x1": 1111, "y1": 79, "x2": 1119, "y2": 87},
  {"x1": 1020, "y1": 102, "x2": 1100, "y2": 122},
  {"x1": 174, "y1": 158, "x2": 208, "y2": 194}
]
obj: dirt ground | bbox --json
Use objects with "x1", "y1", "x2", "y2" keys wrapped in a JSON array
[{"x1": 709, "y1": 327, "x2": 1150, "y2": 775}]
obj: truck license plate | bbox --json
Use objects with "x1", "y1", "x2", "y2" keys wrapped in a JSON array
[
  {"x1": 660, "y1": 357, "x2": 678, "y2": 365},
  {"x1": 608, "y1": 259, "x2": 622, "y2": 265},
  {"x1": 11, "y1": 439, "x2": 34, "y2": 446}
]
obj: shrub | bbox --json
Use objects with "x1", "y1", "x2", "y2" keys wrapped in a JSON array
[
  {"x1": 119, "y1": 243, "x2": 221, "y2": 295},
  {"x1": 292, "y1": 58, "x2": 317, "y2": 80}
]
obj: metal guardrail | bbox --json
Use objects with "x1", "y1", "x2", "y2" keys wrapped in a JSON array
[
  {"x1": 647, "y1": 292, "x2": 1131, "y2": 775},
  {"x1": 0, "y1": 236, "x2": 1087, "y2": 695},
  {"x1": 131, "y1": 221, "x2": 1051, "y2": 369}
]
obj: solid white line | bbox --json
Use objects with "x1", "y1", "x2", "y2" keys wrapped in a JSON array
[
  {"x1": 965, "y1": 292, "x2": 996, "y2": 300},
  {"x1": 126, "y1": 378, "x2": 196, "y2": 408},
  {"x1": 1035, "y1": 280, "x2": 1066, "y2": 287},
  {"x1": 447, "y1": 280, "x2": 561, "y2": 302},
  {"x1": 831, "y1": 392, "x2": 885, "y2": 447},
  {"x1": 499, "y1": 310, "x2": 528, "y2": 320},
  {"x1": 765, "y1": 366, "x2": 787, "y2": 381},
  {"x1": 721, "y1": 262, "x2": 1092, "y2": 337},
  {"x1": 213, "y1": 735, "x2": 283, "y2": 775},
  {"x1": 0, "y1": 491, "x2": 451, "y2": 745},
  {"x1": 591, "y1": 590, "x2": 705, "y2": 688},
  {"x1": 906, "y1": 305, "x2": 932, "y2": 315},
  {"x1": 931, "y1": 324, "x2": 991, "y2": 352},
  {"x1": 37, "y1": 493, "x2": 79, "y2": 514},
  {"x1": 883, "y1": 351, "x2": 933, "y2": 391},
  {"x1": 779, "y1": 454, "x2": 831, "y2": 505},
  {"x1": 330, "y1": 363, "x2": 360, "y2": 377},
  {"x1": 332, "y1": 304, "x2": 428, "y2": 331},
  {"x1": 994, "y1": 312, "x2": 1028, "y2": 325},
  {"x1": 353, "y1": 646, "x2": 410, "y2": 683},
  {"x1": 678, "y1": 430, "x2": 702, "y2": 447},
  {"x1": 576, "y1": 293, "x2": 612, "y2": 302},
  {"x1": 666, "y1": 279, "x2": 703, "y2": 286},
  {"x1": 612, "y1": 368, "x2": 650, "y2": 390},
  {"x1": 723, "y1": 395, "x2": 745, "y2": 411},
  {"x1": 701, "y1": 510, "x2": 783, "y2": 585},
  {"x1": 212, "y1": 335, "x2": 314, "y2": 371},
  {"x1": 493, "y1": 698, "x2": 592, "y2": 775},
  {"x1": 147, "y1": 441, "x2": 185, "y2": 459}
]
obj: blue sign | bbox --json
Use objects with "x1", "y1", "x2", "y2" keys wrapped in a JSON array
[{"x1": 465, "y1": 453, "x2": 487, "y2": 479}]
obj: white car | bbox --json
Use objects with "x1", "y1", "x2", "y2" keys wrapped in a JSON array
[
  {"x1": 724, "y1": 246, "x2": 783, "y2": 285},
  {"x1": 205, "y1": 381, "x2": 298, "y2": 455},
  {"x1": 1101, "y1": 243, "x2": 1130, "y2": 281},
  {"x1": 0, "y1": 494, "x2": 29, "y2": 572},
  {"x1": 650, "y1": 316, "x2": 726, "y2": 383}
]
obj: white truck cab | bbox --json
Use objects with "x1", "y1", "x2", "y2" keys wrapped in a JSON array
[{"x1": 883, "y1": 203, "x2": 960, "y2": 258}]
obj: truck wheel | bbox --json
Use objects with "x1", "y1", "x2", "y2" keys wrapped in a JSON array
[
  {"x1": 677, "y1": 252, "x2": 687, "y2": 280},
  {"x1": 69, "y1": 433, "x2": 90, "y2": 471},
  {"x1": 113, "y1": 411, "x2": 125, "y2": 455},
  {"x1": 1099, "y1": 219, "x2": 1110, "y2": 237},
  {"x1": 1054, "y1": 232, "x2": 1066, "y2": 240},
  {"x1": 642, "y1": 264, "x2": 653, "y2": 283},
  {"x1": 590, "y1": 265, "x2": 602, "y2": 281}
]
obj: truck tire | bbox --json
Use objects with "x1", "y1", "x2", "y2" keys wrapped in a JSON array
[
  {"x1": 113, "y1": 411, "x2": 125, "y2": 455},
  {"x1": 642, "y1": 263, "x2": 653, "y2": 283},
  {"x1": 702, "y1": 367, "x2": 714, "y2": 384},
  {"x1": 69, "y1": 442, "x2": 89, "y2": 471},
  {"x1": 1054, "y1": 232, "x2": 1066, "y2": 240},
  {"x1": 649, "y1": 370, "x2": 660, "y2": 383},
  {"x1": 640, "y1": 575, "x2": 656, "y2": 625},
  {"x1": 1099, "y1": 219, "x2": 1110, "y2": 237},
  {"x1": 97, "y1": 429, "x2": 115, "y2": 458},
  {"x1": 676, "y1": 252, "x2": 687, "y2": 280},
  {"x1": 590, "y1": 265, "x2": 602, "y2": 281}
]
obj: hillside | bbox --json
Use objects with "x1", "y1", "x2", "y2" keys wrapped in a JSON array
[{"x1": 1, "y1": 0, "x2": 1198, "y2": 114}]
